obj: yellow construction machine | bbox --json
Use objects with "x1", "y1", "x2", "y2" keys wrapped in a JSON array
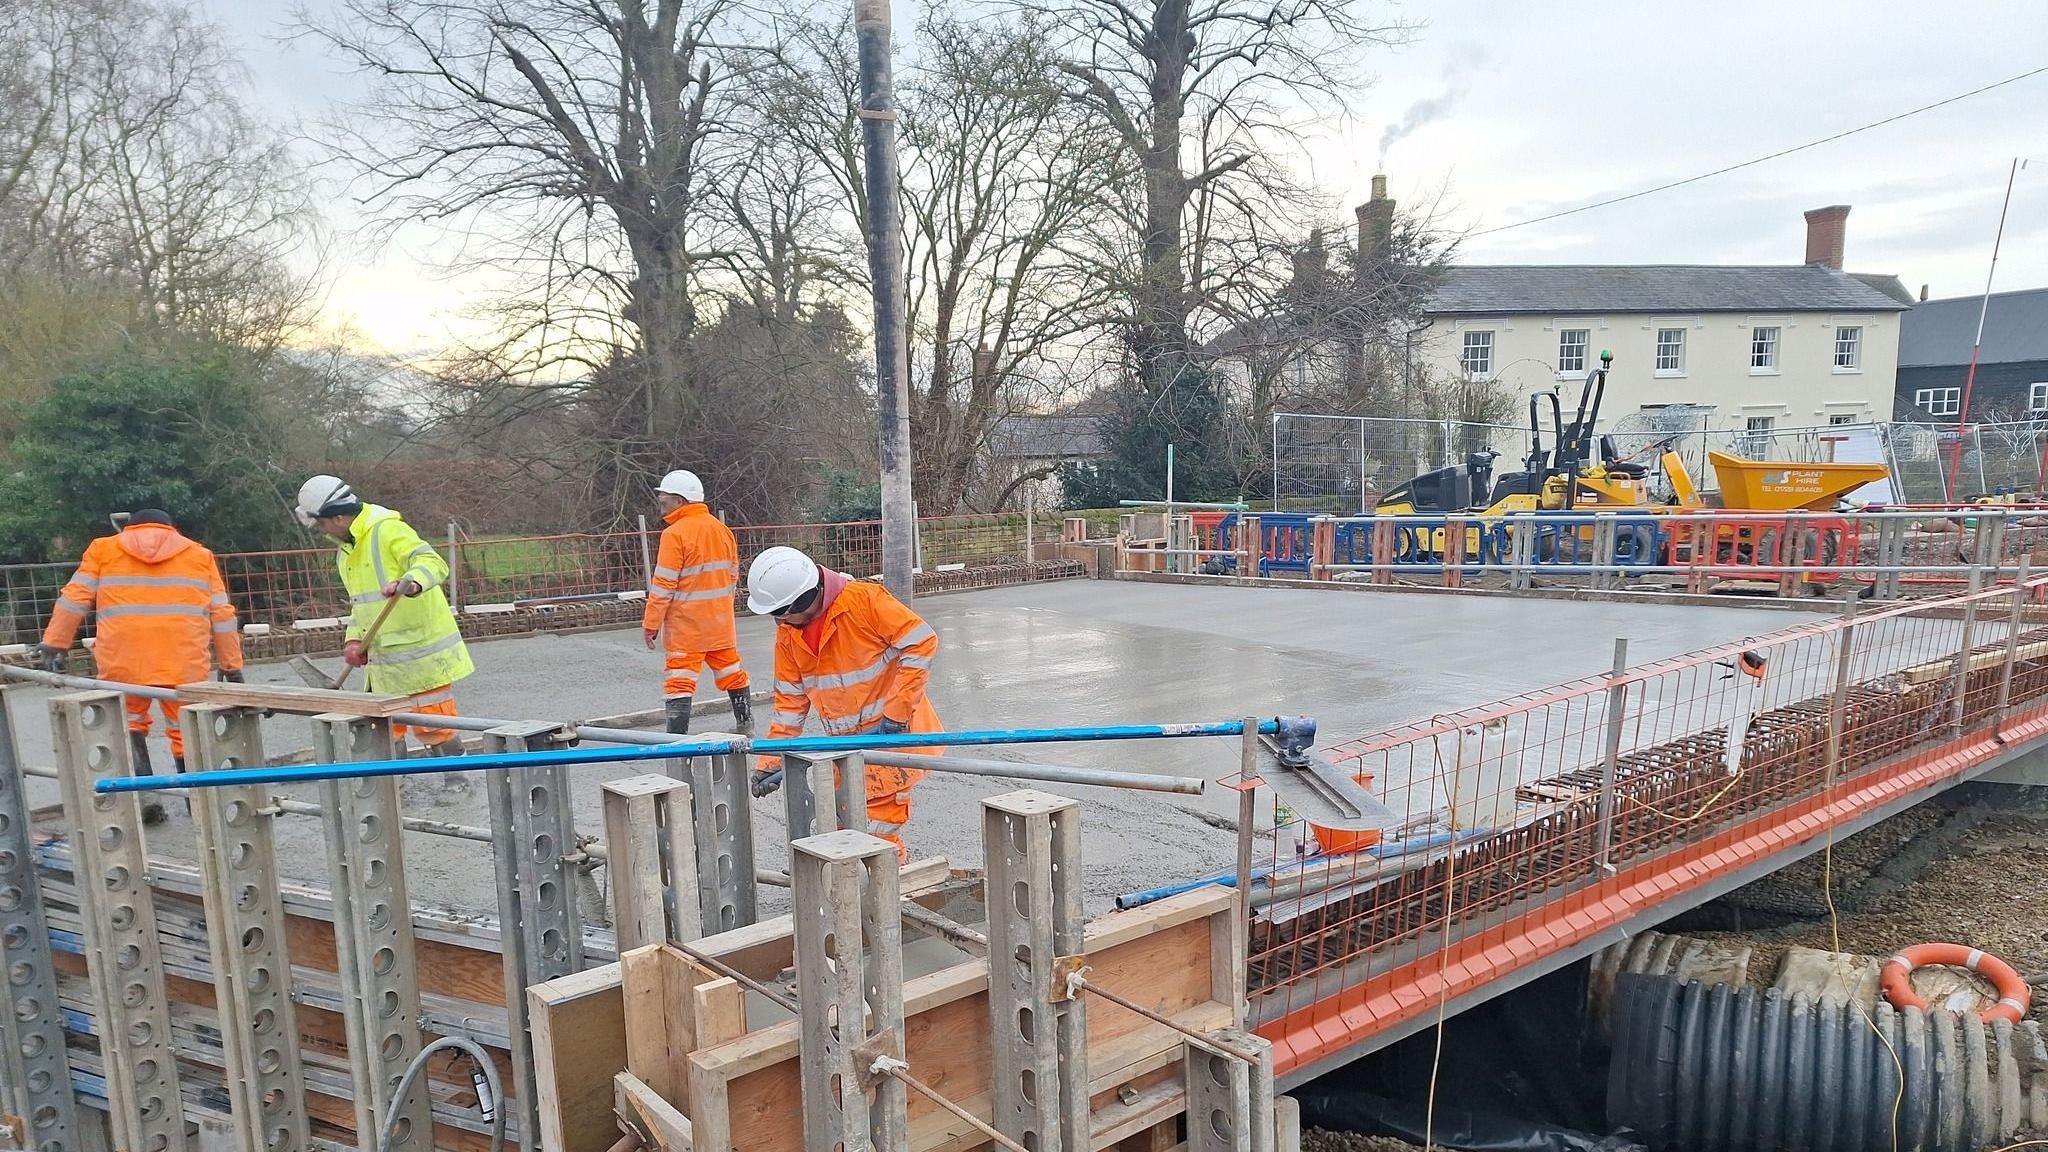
[{"x1": 1376, "y1": 351, "x2": 1659, "y2": 554}]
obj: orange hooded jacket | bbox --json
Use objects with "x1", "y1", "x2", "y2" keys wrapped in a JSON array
[
  {"x1": 42, "y1": 524, "x2": 243, "y2": 685},
  {"x1": 641, "y1": 503, "x2": 741, "y2": 652}
]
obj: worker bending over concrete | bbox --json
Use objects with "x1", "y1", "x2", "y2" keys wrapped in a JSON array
[
  {"x1": 35, "y1": 509, "x2": 243, "y2": 825},
  {"x1": 746, "y1": 546, "x2": 938, "y2": 861},
  {"x1": 295, "y1": 476, "x2": 473, "y2": 755},
  {"x1": 642, "y1": 470, "x2": 750, "y2": 734}
]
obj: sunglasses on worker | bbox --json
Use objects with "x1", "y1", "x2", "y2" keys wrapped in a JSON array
[{"x1": 771, "y1": 586, "x2": 821, "y2": 618}]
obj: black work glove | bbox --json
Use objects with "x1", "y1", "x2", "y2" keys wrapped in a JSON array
[
  {"x1": 30, "y1": 644, "x2": 64, "y2": 673},
  {"x1": 220, "y1": 668, "x2": 245, "y2": 683},
  {"x1": 750, "y1": 768, "x2": 784, "y2": 797},
  {"x1": 875, "y1": 717, "x2": 909, "y2": 736}
]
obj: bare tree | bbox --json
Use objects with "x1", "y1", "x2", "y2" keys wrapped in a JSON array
[
  {"x1": 1014, "y1": 0, "x2": 1408, "y2": 395},
  {"x1": 766, "y1": 12, "x2": 1126, "y2": 513}
]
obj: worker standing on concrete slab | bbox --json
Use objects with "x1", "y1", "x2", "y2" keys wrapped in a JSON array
[
  {"x1": 642, "y1": 470, "x2": 751, "y2": 735},
  {"x1": 294, "y1": 476, "x2": 473, "y2": 755},
  {"x1": 745, "y1": 545, "x2": 937, "y2": 862},
  {"x1": 34, "y1": 509, "x2": 244, "y2": 825}
]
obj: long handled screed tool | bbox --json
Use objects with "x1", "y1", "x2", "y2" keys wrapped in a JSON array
[{"x1": 286, "y1": 593, "x2": 399, "y2": 691}]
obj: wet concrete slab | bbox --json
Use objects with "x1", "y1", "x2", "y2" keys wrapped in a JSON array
[{"x1": 9, "y1": 578, "x2": 1825, "y2": 914}]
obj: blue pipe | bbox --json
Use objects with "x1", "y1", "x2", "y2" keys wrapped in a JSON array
[
  {"x1": 1112, "y1": 828, "x2": 1474, "y2": 909},
  {"x1": 97, "y1": 717, "x2": 1304, "y2": 794}
]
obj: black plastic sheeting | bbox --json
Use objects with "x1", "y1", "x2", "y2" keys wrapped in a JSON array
[
  {"x1": 1298, "y1": 1091, "x2": 1645, "y2": 1152},
  {"x1": 1297, "y1": 964, "x2": 1647, "y2": 1151},
  {"x1": 1607, "y1": 972, "x2": 2048, "y2": 1152}
]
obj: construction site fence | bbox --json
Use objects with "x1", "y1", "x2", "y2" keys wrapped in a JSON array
[
  {"x1": 1127, "y1": 506, "x2": 2048, "y2": 598},
  {"x1": 0, "y1": 510, "x2": 1083, "y2": 648},
  {"x1": 1243, "y1": 571, "x2": 2048, "y2": 1074},
  {"x1": 1271, "y1": 414, "x2": 2048, "y2": 512}
]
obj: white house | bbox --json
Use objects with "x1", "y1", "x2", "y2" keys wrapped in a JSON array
[{"x1": 1415, "y1": 202, "x2": 1912, "y2": 435}]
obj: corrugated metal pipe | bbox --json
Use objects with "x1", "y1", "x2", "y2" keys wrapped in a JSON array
[{"x1": 1608, "y1": 973, "x2": 2048, "y2": 1152}]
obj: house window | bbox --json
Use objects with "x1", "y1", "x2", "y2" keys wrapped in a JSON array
[
  {"x1": 1746, "y1": 416, "x2": 1775, "y2": 434},
  {"x1": 1557, "y1": 328, "x2": 1589, "y2": 375},
  {"x1": 1833, "y1": 326, "x2": 1862, "y2": 370},
  {"x1": 1655, "y1": 328, "x2": 1686, "y2": 374},
  {"x1": 1461, "y1": 330, "x2": 1494, "y2": 379},
  {"x1": 1915, "y1": 387, "x2": 1961, "y2": 417},
  {"x1": 1750, "y1": 326, "x2": 1780, "y2": 371},
  {"x1": 1829, "y1": 414, "x2": 1857, "y2": 426},
  {"x1": 2032, "y1": 382, "x2": 2048, "y2": 413}
]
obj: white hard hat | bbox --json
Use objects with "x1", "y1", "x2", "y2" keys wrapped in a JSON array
[
  {"x1": 746, "y1": 546, "x2": 821, "y2": 615},
  {"x1": 656, "y1": 469, "x2": 704, "y2": 502},
  {"x1": 294, "y1": 475, "x2": 357, "y2": 526}
]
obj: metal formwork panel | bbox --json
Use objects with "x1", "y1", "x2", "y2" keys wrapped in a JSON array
[
  {"x1": 0, "y1": 695, "x2": 78, "y2": 1152},
  {"x1": 686, "y1": 740, "x2": 755, "y2": 933},
  {"x1": 48, "y1": 691, "x2": 186, "y2": 1152},
  {"x1": 600, "y1": 774, "x2": 700, "y2": 952},
  {"x1": 779, "y1": 753, "x2": 844, "y2": 841},
  {"x1": 486, "y1": 722, "x2": 582, "y2": 1152},
  {"x1": 313, "y1": 714, "x2": 430, "y2": 1152},
  {"x1": 981, "y1": 790, "x2": 1089, "y2": 1152},
  {"x1": 183, "y1": 705, "x2": 311, "y2": 1152},
  {"x1": 790, "y1": 830, "x2": 907, "y2": 1152}
]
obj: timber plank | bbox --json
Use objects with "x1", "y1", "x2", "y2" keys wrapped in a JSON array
[
  {"x1": 532, "y1": 963, "x2": 630, "y2": 1152},
  {"x1": 177, "y1": 680, "x2": 415, "y2": 716}
]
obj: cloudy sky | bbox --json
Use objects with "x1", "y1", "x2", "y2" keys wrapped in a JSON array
[{"x1": 207, "y1": 0, "x2": 2048, "y2": 358}]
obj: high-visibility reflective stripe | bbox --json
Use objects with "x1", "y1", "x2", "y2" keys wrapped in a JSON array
[
  {"x1": 100, "y1": 575, "x2": 212, "y2": 591},
  {"x1": 676, "y1": 561, "x2": 737, "y2": 579},
  {"x1": 775, "y1": 679, "x2": 805, "y2": 696},
  {"x1": 96, "y1": 603, "x2": 209, "y2": 620},
  {"x1": 403, "y1": 565, "x2": 439, "y2": 590},
  {"x1": 806, "y1": 656, "x2": 891, "y2": 692},
  {"x1": 51, "y1": 600, "x2": 86, "y2": 616},
  {"x1": 213, "y1": 620, "x2": 239, "y2": 633},
  {"x1": 671, "y1": 587, "x2": 732, "y2": 602},
  {"x1": 892, "y1": 624, "x2": 936, "y2": 649},
  {"x1": 375, "y1": 631, "x2": 463, "y2": 664},
  {"x1": 652, "y1": 565, "x2": 682, "y2": 580},
  {"x1": 898, "y1": 654, "x2": 933, "y2": 671},
  {"x1": 209, "y1": 593, "x2": 230, "y2": 607},
  {"x1": 351, "y1": 590, "x2": 387, "y2": 605},
  {"x1": 773, "y1": 708, "x2": 808, "y2": 727},
  {"x1": 406, "y1": 544, "x2": 436, "y2": 563},
  {"x1": 67, "y1": 571, "x2": 99, "y2": 590},
  {"x1": 368, "y1": 521, "x2": 390, "y2": 586},
  {"x1": 821, "y1": 700, "x2": 889, "y2": 735},
  {"x1": 408, "y1": 689, "x2": 454, "y2": 707},
  {"x1": 646, "y1": 590, "x2": 674, "y2": 603}
]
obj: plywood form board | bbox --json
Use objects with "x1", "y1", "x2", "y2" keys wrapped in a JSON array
[
  {"x1": 177, "y1": 679, "x2": 417, "y2": 716},
  {"x1": 621, "y1": 945, "x2": 746, "y2": 1108},
  {"x1": 686, "y1": 887, "x2": 1236, "y2": 1152},
  {"x1": 529, "y1": 963, "x2": 629, "y2": 1152}
]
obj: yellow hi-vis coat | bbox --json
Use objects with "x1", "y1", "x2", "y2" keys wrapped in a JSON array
[{"x1": 336, "y1": 504, "x2": 473, "y2": 697}]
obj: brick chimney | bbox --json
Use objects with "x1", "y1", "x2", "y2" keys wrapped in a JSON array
[
  {"x1": 1803, "y1": 204, "x2": 1850, "y2": 269},
  {"x1": 1356, "y1": 175, "x2": 1395, "y2": 268},
  {"x1": 1290, "y1": 228, "x2": 1328, "y2": 295}
]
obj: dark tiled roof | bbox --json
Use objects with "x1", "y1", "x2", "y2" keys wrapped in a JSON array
[
  {"x1": 1899, "y1": 287, "x2": 2048, "y2": 367},
  {"x1": 1424, "y1": 264, "x2": 1912, "y2": 316},
  {"x1": 1850, "y1": 272, "x2": 1918, "y2": 305}
]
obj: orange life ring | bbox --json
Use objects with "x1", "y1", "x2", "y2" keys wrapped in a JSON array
[{"x1": 1880, "y1": 942, "x2": 2031, "y2": 1024}]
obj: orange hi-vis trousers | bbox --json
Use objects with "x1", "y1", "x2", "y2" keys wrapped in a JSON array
[
  {"x1": 125, "y1": 694, "x2": 185, "y2": 759},
  {"x1": 393, "y1": 684, "x2": 460, "y2": 749},
  {"x1": 664, "y1": 647, "x2": 749, "y2": 700}
]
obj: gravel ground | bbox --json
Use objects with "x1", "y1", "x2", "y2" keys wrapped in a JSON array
[{"x1": 1302, "y1": 1130, "x2": 1427, "y2": 1152}]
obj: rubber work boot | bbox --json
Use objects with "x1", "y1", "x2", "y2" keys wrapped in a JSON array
[
  {"x1": 665, "y1": 697, "x2": 693, "y2": 735},
  {"x1": 129, "y1": 732, "x2": 166, "y2": 827},
  {"x1": 728, "y1": 689, "x2": 753, "y2": 734}
]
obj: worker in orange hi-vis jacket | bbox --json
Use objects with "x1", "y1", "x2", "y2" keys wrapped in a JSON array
[
  {"x1": 34, "y1": 508, "x2": 244, "y2": 826},
  {"x1": 743, "y1": 546, "x2": 939, "y2": 863},
  {"x1": 642, "y1": 469, "x2": 751, "y2": 735}
]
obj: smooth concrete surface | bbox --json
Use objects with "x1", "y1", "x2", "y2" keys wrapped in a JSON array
[{"x1": 8, "y1": 579, "x2": 1825, "y2": 914}]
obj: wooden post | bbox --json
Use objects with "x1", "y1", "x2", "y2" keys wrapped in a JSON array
[
  {"x1": 185, "y1": 704, "x2": 312, "y2": 1152},
  {"x1": 983, "y1": 791, "x2": 1088, "y2": 1151},
  {"x1": 602, "y1": 774, "x2": 700, "y2": 952},
  {"x1": 1443, "y1": 516, "x2": 1465, "y2": 589},
  {"x1": 1824, "y1": 593, "x2": 1860, "y2": 787},
  {"x1": 1370, "y1": 517, "x2": 1394, "y2": 586},
  {"x1": 1997, "y1": 557, "x2": 2032, "y2": 733},
  {"x1": 315, "y1": 713, "x2": 430, "y2": 1151},
  {"x1": 51, "y1": 691, "x2": 187, "y2": 1152},
  {"x1": 0, "y1": 695, "x2": 77, "y2": 1151},
  {"x1": 790, "y1": 830, "x2": 908, "y2": 1152},
  {"x1": 1310, "y1": 518, "x2": 1333, "y2": 581}
]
